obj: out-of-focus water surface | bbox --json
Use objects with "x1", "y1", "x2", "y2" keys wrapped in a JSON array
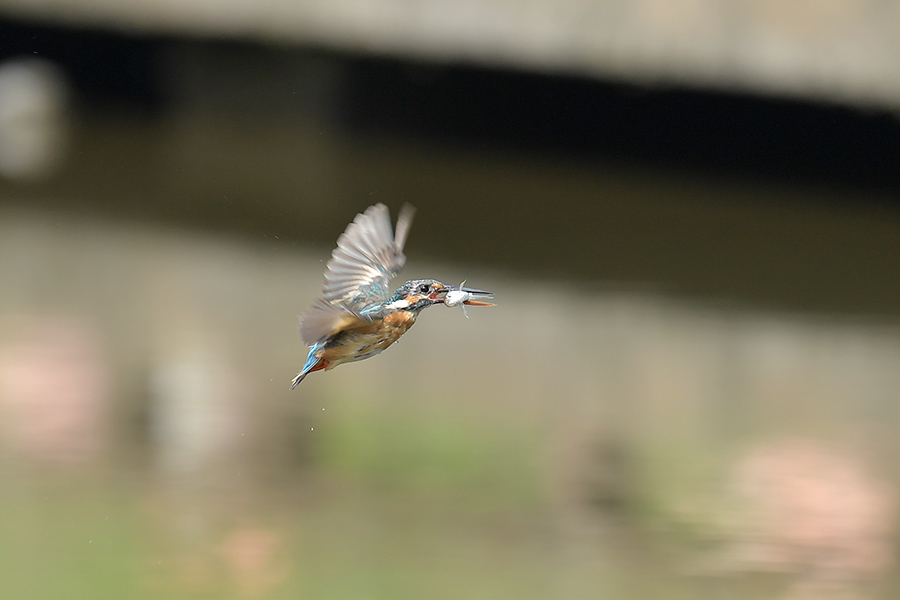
[{"x1": 3, "y1": 104, "x2": 900, "y2": 599}]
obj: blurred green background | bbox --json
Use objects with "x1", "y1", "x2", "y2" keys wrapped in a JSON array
[{"x1": 2, "y1": 4, "x2": 900, "y2": 599}]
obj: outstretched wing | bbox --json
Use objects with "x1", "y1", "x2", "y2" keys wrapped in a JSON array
[
  {"x1": 322, "y1": 203, "x2": 415, "y2": 309},
  {"x1": 299, "y1": 203, "x2": 415, "y2": 345}
]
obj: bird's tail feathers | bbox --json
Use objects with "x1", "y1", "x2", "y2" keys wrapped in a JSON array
[{"x1": 289, "y1": 371, "x2": 307, "y2": 389}]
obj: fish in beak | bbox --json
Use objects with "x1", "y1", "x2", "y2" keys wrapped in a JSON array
[{"x1": 442, "y1": 281, "x2": 494, "y2": 317}]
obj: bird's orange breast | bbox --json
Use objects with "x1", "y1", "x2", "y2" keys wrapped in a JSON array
[
  {"x1": 318, "y1": 311, "x2": 417, "y2": 369},
  {"x1": 382, "y1": 310, "x2": 416, "y2": 332}
]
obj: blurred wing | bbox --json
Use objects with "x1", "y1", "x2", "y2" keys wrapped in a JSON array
[
  {"x1": 298, "y1": 298, "x2": 367, "y2": 346},
  {"x1": 322, "y1": 203, "x2": 415, "y2": 310}
]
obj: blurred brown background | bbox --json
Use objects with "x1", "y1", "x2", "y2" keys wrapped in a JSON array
[{"x1": 1, "y1": 2, "x2": 900, "y2": 599}]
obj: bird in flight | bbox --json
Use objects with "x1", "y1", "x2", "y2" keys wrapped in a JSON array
[{"x1": 291, "y1": 203, "x2": 492, "y2": 388}]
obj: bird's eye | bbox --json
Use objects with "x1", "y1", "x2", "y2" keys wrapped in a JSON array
[{"x1": 418, "y1": 284, "x2": 431, "y2": 294}]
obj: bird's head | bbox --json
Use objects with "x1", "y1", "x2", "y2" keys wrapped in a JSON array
[
  {"x1": 388, "y1": 279, "x2": 493, "y2": 312},
  {"x1": 388, "y1": 279, "x2": 450, "y2": 312}
]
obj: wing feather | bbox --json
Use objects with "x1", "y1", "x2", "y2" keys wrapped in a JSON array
[
  {"x1": 393, "y1": 204, "x2": 415, "y2": 250},
  {"x1": 321, "y1": 203, "x2": 415, "y2": 309}
]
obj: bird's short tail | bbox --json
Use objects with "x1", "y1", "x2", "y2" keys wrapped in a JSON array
[
  {"x1": 289, "y1": 372, "x2": 307, "y2": 389},
  {"x1": 289, "y1": 357, "x2": 328, "y2": 389}
]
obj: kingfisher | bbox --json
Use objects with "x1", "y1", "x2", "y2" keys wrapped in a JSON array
[{"x1": 291, "y1": 203, "x2": 493, "y2": 388}]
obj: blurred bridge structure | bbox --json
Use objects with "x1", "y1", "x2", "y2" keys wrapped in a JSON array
[{"x1": 1, "y1": 0, "x2": 900, "y2": 108}]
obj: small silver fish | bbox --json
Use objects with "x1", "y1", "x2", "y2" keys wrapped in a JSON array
[{"x1": 443, "y1": 280, "x2": 494, "y2": 318}]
